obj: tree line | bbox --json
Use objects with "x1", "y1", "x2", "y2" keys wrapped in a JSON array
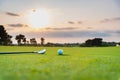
[
  {"x1": 0, "y1": 25, "x2": 45, "y2": 46},
  {"x1": 0, "y1": 25, "x2": 120, "y2": 47}
]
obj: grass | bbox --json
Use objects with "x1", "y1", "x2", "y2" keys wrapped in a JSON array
[{"x1": 0, "y1": 46, "x2": 120, "y2": 80}]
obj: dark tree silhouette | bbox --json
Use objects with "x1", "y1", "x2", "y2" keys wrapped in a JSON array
[
  {"x1": 26, "y1": 41, "x2": 29, "y2": 44},
  {"x1": 92, "y1": 38, "x2": 102, "y2": 46},
  {"x1": 30, "y1": 38, "x2": 37, "y2": 45},
  {"x1": 0, "y1": 25, "x2": 12, "y2": 45},
  {"x1": 23, "y1": 38, "x2": 26, "y2": 44},
  {"x1": 7, "y1": 35, "x2": 13, "y2": 45},
  {"x1": 85, "y1": 39, "x2": 93, "y2": 47},
  {"x1": 41, "y1": 37, "x2": 45, "y2": 46},
  {"x1": 15, "y1": 34, "x2": 25, "y2": 45},
  {"x1": 85, "y1": 38, "x2": 103, "y2": 47}
]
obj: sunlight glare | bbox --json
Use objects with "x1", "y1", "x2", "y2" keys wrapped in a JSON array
[{"x1": 28, "y1": 9, "x2": 50, "y2": 28}]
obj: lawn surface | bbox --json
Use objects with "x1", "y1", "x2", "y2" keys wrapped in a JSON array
[{"x1": 0, "y1": 46, "x2": 120, "y2": 80}]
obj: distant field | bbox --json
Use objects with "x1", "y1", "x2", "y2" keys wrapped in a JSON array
[{"x1": 0, "y1": 46, "x2": 120, "y2": 80}]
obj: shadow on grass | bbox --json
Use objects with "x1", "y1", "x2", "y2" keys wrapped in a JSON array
[{"x1": 57, "y1": 54, "x2": 70, "y2": 56}]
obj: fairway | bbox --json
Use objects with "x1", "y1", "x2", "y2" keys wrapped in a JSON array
[{"x1": 0, "y1": 46, "x2": 120, "y2": 80}]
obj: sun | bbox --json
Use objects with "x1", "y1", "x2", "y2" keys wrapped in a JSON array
[{"x1": 28, "y1": 9, "x2": 50, "y2": 28}]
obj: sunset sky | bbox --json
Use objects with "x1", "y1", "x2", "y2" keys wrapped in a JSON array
[{"x1": 0, "y1": 0, "x2": 120, "y2": 43}]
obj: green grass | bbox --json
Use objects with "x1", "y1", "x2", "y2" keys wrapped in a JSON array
[{"x1": 0, "y1": 46, "x2": 120, "y2": 80}]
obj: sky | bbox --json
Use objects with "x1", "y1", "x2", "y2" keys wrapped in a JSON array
[{"x1": 0, "y1": 0, "x2": 120, "y2": 43}]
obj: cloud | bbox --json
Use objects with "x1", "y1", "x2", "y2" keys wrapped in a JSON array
[
  {"x1": 116, "y1": 31, "x2": 120, "y2": 34},
  {"x1": 8, "y1": 23, "x2": 28, "y2": 27},
  {"x1": 113, "y1": 17, "x2": 120, "y2": 20},
  {"x1": 101, "y1": 17, "x2": 120, "y2": 23},
  {"x1": 100, "y1": 19, "x2": 110, "y2": 23},
  {"x1": 113, "y1": 30, "x2": 120, "y2": 35},
  {"x1": 6, "y1": 28, "x2": 14, "y2": 31},
  {"x1": 68, "y1": 21, "x2": 83, "y2": 24},
  {"x1": 68, "y1": 21, "x2": 75, "y2": 24},
  {"x1": 87, "y1": 27, "x2": 93, "y2": 29},
  {"x1": 78, "y1": 21, "x2": 83, "y2": 24},
  {"x1": 6, "y1": 12, "x2": 20, "y2": 16},
  {"x1": 45, "y1": 27, "x2": 77, "y2": 30},
  {"x1": 27, "y1": 30, "x2": 111, "y2": 38}
]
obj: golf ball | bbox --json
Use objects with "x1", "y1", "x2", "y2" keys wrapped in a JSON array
[{"x1": 58, "y1": 49, "x2": 63, "y2": 55}]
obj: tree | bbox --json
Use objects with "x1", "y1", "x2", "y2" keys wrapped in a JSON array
[
  {"x1": 0, "y1": 25, "x2": 12, "y2": 45},
  {"x1": 92, "y1": 38, "x2": 102, "y2": 46},
  {"x1": 30, "y1": 38, "x2": 37, "y2": 45},
  {"x1": 26, "y1": 41, "x2": 29, "y2": 44},
  {"x1": 7, "y1": 35, "x2": 13, "y2": 45},
  {"x1": 85, "y1": 39, "x2": 93, "y2": 47},
  {"x1": 41, "y1": 37, "x2": 45, "y2": 46},
  {"x1": 85, "y1": 38, "x2": 103, "y2": 47},
  {"x1": 15, "y1": 34, "x2": 25, "y2": 45},
  {"x1": 23, "y1": 38, "x2": 26, "y2": 44}
]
